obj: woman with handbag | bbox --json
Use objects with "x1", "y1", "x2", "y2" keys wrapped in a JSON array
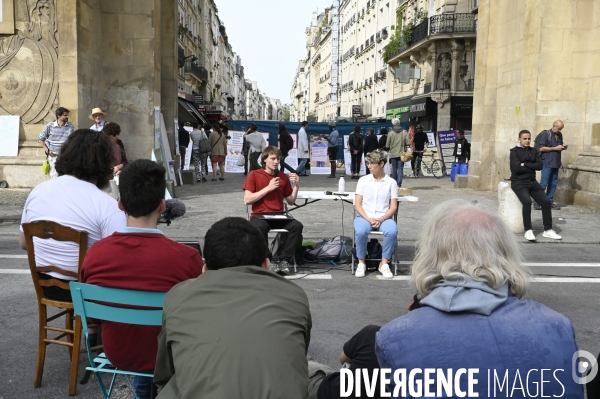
[
  {"x1": 190, "y1": 122, "x2": 209, "y2": 182},
  {"x1": 209, "y1": 123, "x2": 228, "y2": 181},
  {"x1": 245, "y1": 123, "x2": 266, "y2": 171}
]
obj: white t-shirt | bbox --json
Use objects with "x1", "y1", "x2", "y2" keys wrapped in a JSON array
[
  {"x1": 355, "y1": 174, "x2": 399, "y2": 218},
  {"x1": 21, "y1": 175, "x2": 126, "y2": 280}
]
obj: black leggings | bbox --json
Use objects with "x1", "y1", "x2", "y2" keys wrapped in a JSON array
[
  {"x1": 511, "y1": 180, "x2": 552, "y2": 231},
  {"x1": 351, "y1": 153, "x2": 362, "y2": 174}
]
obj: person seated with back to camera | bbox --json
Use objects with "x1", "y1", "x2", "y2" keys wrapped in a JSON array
[
  {"x1": 81, "y1": 159, "x2": 204, "y2": 399},
  {"x1": 243, "y1": 145, "x2": 302, "y2": 275},
  {"x1": 375, "y1": 199, "x2": 582, "y2": 397},
  {"x1": 354, "y1": 149, "x2": 398, "y2": 279},
  {"x1": 153, "y1": 217, "x2": 311, "y2": 399}
]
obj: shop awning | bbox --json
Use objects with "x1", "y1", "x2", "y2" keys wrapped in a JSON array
[{"x1": 178, "y1": 98, "x2": 208, "y2": 125}]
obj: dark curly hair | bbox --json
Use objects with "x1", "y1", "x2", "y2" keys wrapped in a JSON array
[
  {"x1": 103, "y1": 122, "x2": 121, "y2": 137},
  {"x1": 55, "y1": 129, "x2": 115, "y2": 189}
]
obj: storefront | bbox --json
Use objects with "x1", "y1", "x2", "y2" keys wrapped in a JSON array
[
  {"x1": 385, "y1": 97, "x2": 411, "y2": 129},
  {"x1": 408, "y1": 97, "x2": 437, "y2": 131},
  {"x1": 450, "y1": 96, "x2": 473, "y2": 131},
  {"x1": 178, "y1": 97, "x2": 208, "y2": 126}
]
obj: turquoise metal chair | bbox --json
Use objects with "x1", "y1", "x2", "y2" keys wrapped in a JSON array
[{"x1": 69, "y1": 282, "x2": 166, "y2": 399}]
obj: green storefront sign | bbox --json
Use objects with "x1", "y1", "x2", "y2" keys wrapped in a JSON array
[{"x1": 386, "y1": 106, "x2": 409, "y2": 120}]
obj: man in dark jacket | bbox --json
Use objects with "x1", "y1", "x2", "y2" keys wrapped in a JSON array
[
  {"x1": 348, "y1": 125, "x2": 364, "y2": 179},
  {"x1": 510, "y1": 130, "x2": 561, "y2": 241},
  {"x1": 412, "y1": 124, "x2": 429, "y2": 177},
  {"x1": 452, "y1": 129, "x2": 471, "y2": 163},
  {"x1": 363, "y1": 128, "x2": 379, "y2": 174},
  {"x1": 177, "y1": 121, "x2": 190, "y2": 170}
]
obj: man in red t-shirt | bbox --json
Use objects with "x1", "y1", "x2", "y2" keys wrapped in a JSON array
[
  {"x1": 81, "y1": 159, "x2": 203, "y2": 399},
  {"x1": 243, "y1": 146, "x2": 302, "y2": 275}
]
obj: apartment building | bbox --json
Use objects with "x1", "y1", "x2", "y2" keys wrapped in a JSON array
[
  {"x1": 384, "y1": 0, "x2": 477, "y2": 131},
  {"x1": 178, "y1": 0, "x2": 281, "y2": 122}
]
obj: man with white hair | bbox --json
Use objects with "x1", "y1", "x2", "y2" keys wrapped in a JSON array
[
  {"x1": 89, "y1": 107, "x2": 109, "y2": 131},
  {"x1": 375, "y1": 199, "x2": 582, "y2": 397},
  {"x1": 386, "y1": 118, "x2": 411, "y2": 187}
]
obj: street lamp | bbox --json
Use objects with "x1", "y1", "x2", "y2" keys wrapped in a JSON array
[{"x1": 459, "y1": 53, "x2": 469, "y2": 77}]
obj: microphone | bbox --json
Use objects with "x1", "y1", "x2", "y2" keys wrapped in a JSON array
[
  {"x1": 325, "y1": 191, "x2": 349, "y2": 197},
  {"x1": 160, "y1": 199, "x2": 186, "y2": 225}
]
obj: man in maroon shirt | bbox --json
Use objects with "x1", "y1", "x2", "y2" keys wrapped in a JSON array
[
  {"x1": 243, "y1": 146, "x2": 302, "y2": 275},
  {"x1": 81, "y1": 159, "x2": 203, "y2": 399}
]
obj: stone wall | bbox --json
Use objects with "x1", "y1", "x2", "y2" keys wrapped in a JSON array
[
  {"x1": 0, "y1": 0, "x2": 177, "y2": 188},
  {"x1": 467, "y1": 0, "x2": 600, "y2": 209}
]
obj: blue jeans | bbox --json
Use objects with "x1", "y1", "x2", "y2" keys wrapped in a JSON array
[
  {"x1": 133, "y1": 376, "x2": 157, "y2": 399},
  {"x1": 354, "y1": 216, "x2": 397, "y2": 260},
  {"x1": 390, "y1": 158, "x2": 404, "y2": 187},
  {"x1": 537, "y1": 166, "x2": 559, "y2": 204},
  {"x1": 297, "y1": 158, "x2": 309, "y2": 174}
]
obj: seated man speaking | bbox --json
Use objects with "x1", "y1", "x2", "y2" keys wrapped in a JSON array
[
  {"x1": 81, "y1": 159, "x2": 203, "y2": 399},
  {"x1": 243, "y1": 145, "x2": 302, "y2": 275}
]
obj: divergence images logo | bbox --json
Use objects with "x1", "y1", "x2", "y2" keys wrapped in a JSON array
[{"x1": 572, "y1": 350, "x2": 598, "y2": 384}]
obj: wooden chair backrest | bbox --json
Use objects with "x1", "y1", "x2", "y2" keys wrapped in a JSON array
[{"x1": 22, "y1": 221, "x2": 88, "y2": 296}]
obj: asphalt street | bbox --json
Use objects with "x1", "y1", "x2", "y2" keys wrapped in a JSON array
[{"x1": 0, "y1": 171, "x2": 599, "y2": 398}]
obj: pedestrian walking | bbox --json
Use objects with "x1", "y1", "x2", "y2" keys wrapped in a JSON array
[
  {"x1": 296, "y1": 121, "x2": 310, "y2": 176},
  {"x1": 178, "y1": 121, "x2": 190, "y2": 170},
  {"x1": 387, "y1": 118, "x2": 411, "y2": 187},
  {"x1": 190, "y1": 122, "x2": 209, "y2": 182},
  {"x1": 534, "y1": 120, "x2": 566, "y2": 210},
  {"x1": 324, "y1": 121, "x2": 340, "y2": 178},
  {"x1": 452, "y1": 128, "x2": 471, "y2": 163},
  {"x1": 278, "y1": 123, "x2": 296, "y2": 174},
  {"x1": 348, "y1": 125, "x2": 364, "y2": 179},
  {"x1": 363, "y1": 128, "x2": 379, "y2": 175},
  {"x1": 245, "y1": 123, "x2": 266, "y2": 171},
  {"x1": 37, "y1": 107, "x2": 75, "y2": 179},
  {"x1": 209, "y1": 123, "x2": 227, "y2": 181}
]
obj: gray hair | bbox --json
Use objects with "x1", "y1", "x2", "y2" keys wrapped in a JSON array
[
  {"x1": 391, "y1": 118, "x2": 400, "y2": 126},
  {"x1": 365, "y1": 149, "x2": 387, "y2": 165},
  {"x1": 411, "y1": 199, "x2": 530, "y2": 299}
]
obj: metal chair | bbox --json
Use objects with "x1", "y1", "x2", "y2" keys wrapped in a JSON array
[
  {"x1": 22, "y1": 221, "x2": 89, "y2": 396},
  {"x1": 350, "y1": 199, "x2": 400, "y2": 276},
  {"x1": 69, "y1": 282, "x2": 166, "y2": 399},
  {"x1": 245, "y1": 203, "x2": 298, "y2": 273}
]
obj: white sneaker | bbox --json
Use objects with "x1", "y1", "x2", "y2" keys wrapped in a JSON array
[
  {"x1": 355, "y1": 263, "x2": 366, "y2": 278},
  {"x1": 524, "y1": 230, "x2": 536, "y2": 241},
  {"x1": 543, "y1": 229, "x2": 562, "y2": 240},
  {"x1": 378, "y1": 263, "x2": 394, "y2": 279}
]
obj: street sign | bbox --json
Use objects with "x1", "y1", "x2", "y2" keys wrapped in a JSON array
[
  {"x1": 194, "y1": 95, "x2": 203, "y2": 104},
  {"x1": 352, "y1": 105, "x2": 361, "y2": 115}
]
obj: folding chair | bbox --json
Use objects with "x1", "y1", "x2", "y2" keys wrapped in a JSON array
[
  {"x1": 245, "y1": 203, "x2": 298, "y2": 273},
  {"x1": 22, "y1": 221, "x2": 88, "y2": 396},
  {"x1": 69, "y1": 282, "x2": 166, "y2": 399},
  {"x1": 350, "y1": 199, "x2": 400, "y2": 276}
]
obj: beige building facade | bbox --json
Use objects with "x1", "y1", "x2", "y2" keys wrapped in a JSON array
[
  {"x1": 1, "y1": 0, "x2": 178, "y2": 188},
  {"x1": 466, "y1": 0, "x2": 600, "y2": 209}
]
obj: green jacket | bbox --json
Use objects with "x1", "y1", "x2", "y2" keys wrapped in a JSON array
[
  {"x1": 387, "y1": 129, "x2": 411, "y2": 159},
  {"x1": 154, "y1": 265, "x2": 312, "y2": 399}
]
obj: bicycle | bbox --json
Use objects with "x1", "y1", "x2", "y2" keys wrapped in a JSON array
[{"x1": 413, "y1": 148, "x2": 446, "y2": 179}]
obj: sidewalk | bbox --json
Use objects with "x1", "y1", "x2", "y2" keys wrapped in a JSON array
[{"x1": 1, "y1": 171, "x2": 599, "y2": 244}]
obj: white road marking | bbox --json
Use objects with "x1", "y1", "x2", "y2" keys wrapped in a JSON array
[
  {"x1": 0, "y1": 269, "x2": 30, "y2": 274},
  {"x1": 285, "y1": 274, "x2": 332, "y2": 280},
  {"x1": 0, "y1": 255, "x2": 27, "y2": 259}
]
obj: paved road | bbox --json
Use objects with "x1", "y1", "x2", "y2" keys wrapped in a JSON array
[{"x1": 0, "y1": 172, "x2": 598, "y2": 398}]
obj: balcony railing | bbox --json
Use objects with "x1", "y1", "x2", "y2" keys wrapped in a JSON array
[
  {"x1": 429, "y1": 13, "x2": 477, "y2": 35},
  {"x1": 185, "y1": 63, "x2": 208, "y2": 82},
  {"x1": 388, "y1": 14, "x2": 477, "y2": 62}
]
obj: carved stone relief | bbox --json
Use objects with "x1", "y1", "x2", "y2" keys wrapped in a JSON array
[
  {"x1": 436, "y1": 52, "x2": 451, "y2": 90},
  {"x1": 0, "y1": 0, "x2": 58, "y2": 124}
]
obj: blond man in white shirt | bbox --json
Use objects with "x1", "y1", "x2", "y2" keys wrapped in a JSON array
[{"x1": 354, "y1": 149, "x2": 398, "y2": 279}]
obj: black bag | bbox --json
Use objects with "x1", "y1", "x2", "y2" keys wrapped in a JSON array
[{"x1": 365, "y1": 238, "x2": 382, "y2": 269}]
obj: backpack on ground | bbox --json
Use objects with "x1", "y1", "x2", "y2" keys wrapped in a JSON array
[
  {"x1": 533, "y1": 130, "x2": 551, "y2": 155},
  {"x1": 303, "y1": 236, "x2": 348, "y2": 266},
  {"x1": 365, "y1": 238, "x2": 382, "y2": 268}
]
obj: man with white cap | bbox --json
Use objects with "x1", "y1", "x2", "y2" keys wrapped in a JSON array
[{"x1": 90, "y1": 107, "x2": 109, "y2": 131}]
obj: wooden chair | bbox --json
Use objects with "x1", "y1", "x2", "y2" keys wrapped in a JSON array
[{"x1": 22, "y1": 221, "x2": 89, "y2": 396}]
